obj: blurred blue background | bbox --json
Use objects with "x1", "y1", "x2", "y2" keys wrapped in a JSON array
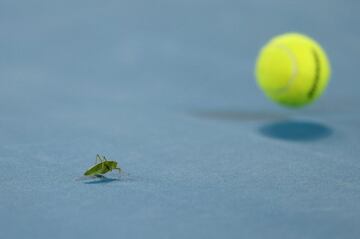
[{"x1": 1, "y1": 1, "x2": 360, "y2": 238}]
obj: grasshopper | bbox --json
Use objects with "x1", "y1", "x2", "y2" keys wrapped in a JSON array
[{"x1": 84, "y1": 154, "x2": 122, "y2": 177}]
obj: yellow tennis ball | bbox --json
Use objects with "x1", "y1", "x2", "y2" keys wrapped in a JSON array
[{"x1": 255, "y1": 33, "x2": 331, "y2": 108}]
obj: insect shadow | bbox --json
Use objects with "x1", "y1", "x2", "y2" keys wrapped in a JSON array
[
  {"x1": 80, "y1": 173, "x2": 134, "y2": 185},
  {"x1": 84, "y1": 176, "x2": 120, "y2": 185}
]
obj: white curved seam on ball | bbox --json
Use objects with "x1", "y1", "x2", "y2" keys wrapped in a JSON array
[{"x1": 271, "y1": 43, "x2": 298, "y2": 95}]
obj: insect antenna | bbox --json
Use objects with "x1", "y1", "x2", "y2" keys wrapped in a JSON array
[{"x1": 96, "y1": 154, "x2": 102, "y2": 164}]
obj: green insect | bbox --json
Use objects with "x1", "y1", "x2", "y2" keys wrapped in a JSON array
[{"x1": 84, "y1": 154, "x2": 122, "y2": 177}]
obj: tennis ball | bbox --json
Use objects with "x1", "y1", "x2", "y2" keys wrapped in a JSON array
[{"x1": 255, "y1": 33, "x2": 331, "y2": 108}]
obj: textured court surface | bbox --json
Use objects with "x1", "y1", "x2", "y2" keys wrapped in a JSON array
[{"x1": 1, "y1": 1, "x2": 360, "y2": 238}]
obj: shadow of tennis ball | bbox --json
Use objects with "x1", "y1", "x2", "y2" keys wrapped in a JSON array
[
  {"x1": 189, "y1": 109, "x2": 287, "y2": 122},
  {"x1": 259, "y1": 120, "x2": 332, "y2": 141}
]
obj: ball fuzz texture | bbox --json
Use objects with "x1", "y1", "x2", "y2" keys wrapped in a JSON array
[{"x1": 255, "y1": 33, "x2": 331, "y2": 108}]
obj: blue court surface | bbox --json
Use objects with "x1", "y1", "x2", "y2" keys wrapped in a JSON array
[{"x1": 1, "y1": 1, "x2": 360, "y2": 238}]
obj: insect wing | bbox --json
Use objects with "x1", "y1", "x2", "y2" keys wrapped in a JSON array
[{"x1": 84, "y1": 162, "x2": 104, "y2": 176}]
